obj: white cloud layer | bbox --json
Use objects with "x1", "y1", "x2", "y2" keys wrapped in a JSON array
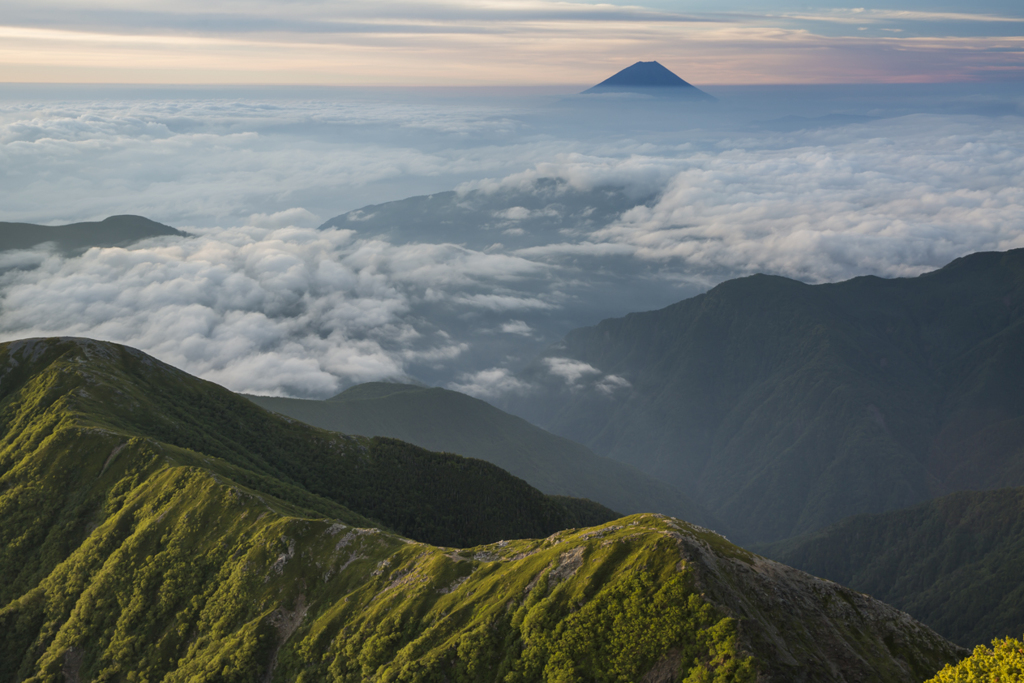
[
  {"x1": 447, "y1": 367, "x2": 529, "y2": 399},
  {"x1": 0, "y1": 226, "x2": 550, "y2": 396},
  {"x1": 2, "y1": 88, "x2": 1024, "y2": 398},
  {"x1": 0, "y1": 94, "x2": 548, "y2": 226},
  {"x1": 488, "y1": 116, "x2": 1024, "y2": 282}
]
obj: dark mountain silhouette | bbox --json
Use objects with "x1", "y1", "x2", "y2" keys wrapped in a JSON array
[
  {"x1": 582, "y1": 61, "x2": 715, "y2": 100},
  {"x1": 502, "y1": 248, "x2": 1024, "y2": 545},
  {"x1": 763, "y1": 486, "x2": 1024, "y2": 648},
  {"x1": 246, "y1": 382, "x2": 718, "y2": 530},
  {"x1": 0, "y1": 215, "x2": 185, "y2": 254}
]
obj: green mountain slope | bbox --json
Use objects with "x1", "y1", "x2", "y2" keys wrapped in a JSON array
[
  {"x1": 504, "y1": 248, "x2": 1024, "y2": 544},
  {"x1": 247, "y1": 382, "x2": 717, "y2": 530},
  {"x1": 0, "y1": 336, "x2": 966, "y2": 682},
  {"x1": 0, "y1": 215, "x2": 186, "y2": 253},
  {"x1": 762, "y1": 486, "x2": 1024, "y2": 648},
  {"x1": 0, "y1": 337, "x2": 613, "y2": 558}
]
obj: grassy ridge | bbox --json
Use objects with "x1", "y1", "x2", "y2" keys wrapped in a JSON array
[
  {"x1": 0, "y1": 449, "x2": 751, "y2": 683},
  {"x1": 248, "y1": 382, "x2": 717, "y2": 530},
  {"x1": 0, "y1": 338, "x2": 614, "y2": 553},
  {"x1": 763, "y1": 486, "x2": 1024, "y2": 647}
]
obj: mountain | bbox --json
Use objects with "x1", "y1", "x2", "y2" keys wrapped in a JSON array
[
  {"x1": 0, "y1": 338, "x2": 965, "y2": 681},
  {"x1": 582, "y1": 61, "x2": 716, "y2": 100},
  {"x1": 246, "y1": 382, "x2": 718, "y2": 531},
  {"x1": 317, "y1": 179, "x2": 653, "y2": 252},
  {"x1": 0, "y1": 337, "x2": 613, "y2": 561},
  {"x1": 0, "y1": 215, "x2": 186, "y2": 254},
  {"x1": 762, "y1": 486, "x2": 1024, "y2": 648},
  {"x1": 501, "y1": 248, "x2": 1024, "y2": 544}
]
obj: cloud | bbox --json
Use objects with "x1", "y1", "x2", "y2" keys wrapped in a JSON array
[
  {"x1": 2, "y1": 0, "x2": 1023, "y2": 85},
  {"x1": 544, "y1": 357, "x2": 602, "y2": 385},
  {"x1": 784, "y1": 9, "x2": 1024, "y2": 25},
  {"x1": 542, "y1": 357, "x2": 631, "y2": 395},
  {"x1": 451, "y1": 293, "x2": 555, "y2": 311},
  {"x1": 0, "y1": 226, "x2": 558, "y2": 396},
  {"x1": 460, "y1": 153, "x2": 684, "y2": 201},
  {"x1": 493, "y1": 206, "x2": 560, "y2": 221},
  {"x1": 596, "y1": 374, "x2": 631, "y2": 395},
  {"x1": 0, "y1": 97, "x2": 560, "y2": 227},
  {"x1": 246, "y1": 208, "x2": 320, "y2": 229},
  {"x1": 487, "y1": 114, "x2": 1024, "y2": 284},
  {"x1": 447, "y1": 367, "x2": 530, "y2": 399},
  {"x1": 500, "y1": 320, "x2": 533, "y2": 336},
  {"x1": 584, "y1": 115, "x2": 1024, "y2": 281}
]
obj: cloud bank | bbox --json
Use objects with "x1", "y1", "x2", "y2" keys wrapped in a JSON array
[
  {"x1": 494, "y1": 115, "x2": 1024, "y2": 282},
  {"x1": 2, "y1": 89, "x2": 1023, "y2": 399},
  {"x1": 0, "y1": 226, "x2": 552, "y2": 396}
]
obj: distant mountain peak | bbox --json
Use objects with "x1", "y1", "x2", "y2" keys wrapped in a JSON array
[{"x1": 582, "y1": 61, "x2": 715, "y2": 100}]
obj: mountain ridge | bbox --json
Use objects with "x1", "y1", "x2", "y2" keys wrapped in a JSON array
[
  {"x1": 0, "y1": 215, "x2": 186, "y2": 254},
  {"x1": 0, "y1": 335, "x2": 967, "y2": 682},
  {"x1": 500, "y1": 247, "x2": 1024, "y2": 544},
  {"x1": 246, "y1": 381, "x2": 720, "y2": 531},
  {"x1": 761, "y1": 485, "x2": 1024, "y2": 648},
  {"x1": 0, "y1": 336, "x2": 614, "y2": 553}
]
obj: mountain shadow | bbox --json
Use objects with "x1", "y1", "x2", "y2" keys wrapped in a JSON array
[
  {"x1": 247, "y1": 382, "x2": 720, "y2": 532},
  {"x1": 503, "y1": 248, "x2": 1024, "y2": 545}
]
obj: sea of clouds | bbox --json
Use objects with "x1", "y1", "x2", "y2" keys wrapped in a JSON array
[{"x1": 1, "y1": 84, "x2": 1022, "y2": 398}]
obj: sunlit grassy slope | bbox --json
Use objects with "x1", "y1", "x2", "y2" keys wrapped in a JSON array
[
  {"x1": 507, "y1": 248, "x2": 1024, "y2": 545},
  {"x1": 763, "y1": 486, "x2": 1024, "y2": 648},
  {"x1": 0, "y1": 337, "x2": 965, "y2": 682},
  {"x1": 248, "y1": 382, "x2": 718, "y2": 530}
]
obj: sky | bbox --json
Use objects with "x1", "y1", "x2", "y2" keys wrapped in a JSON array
[{"x1": 1, "y1": 0, "x2": 1023, "y2": 85}]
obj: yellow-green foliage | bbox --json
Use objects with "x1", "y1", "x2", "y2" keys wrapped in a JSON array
[
  {"x1": 289, "y1": 521, "x2": 756, "y2": 683},
  {"x1": 927, "y1": 635, "x2": 1024, "y2": 682}
]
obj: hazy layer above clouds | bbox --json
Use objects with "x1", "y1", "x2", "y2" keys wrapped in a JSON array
[{"x1": 1, "y1": 84, "x2": 1022, "y2": 397}]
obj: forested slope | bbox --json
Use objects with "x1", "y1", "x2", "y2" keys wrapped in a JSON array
[
  {"x1": 764, "y1": 486, "x2": 1024, "y2": 648},
  {"x1": 0, "y1": 337, "x2": 614, "y2": 557},
  {"x1": 248, "y1": 382, "x2": 716, "y2": 530}
]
